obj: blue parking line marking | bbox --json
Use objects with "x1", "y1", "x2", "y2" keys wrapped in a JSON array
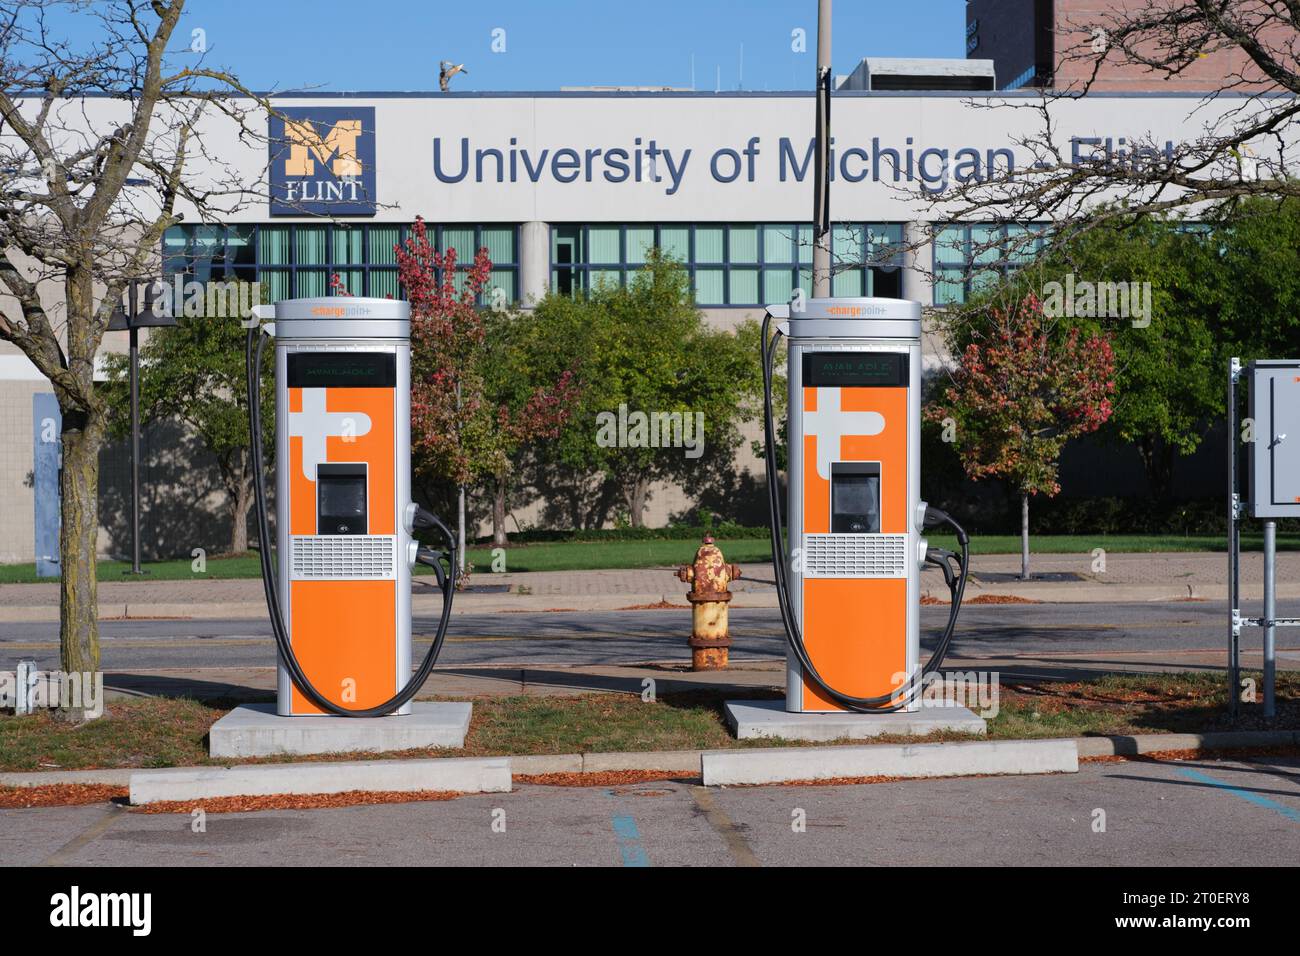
[
  {"x1": 1178, "y1": 767, "x2": 1300, "y2": 824},
  {"x1": 611, "y1": 814, "x2": 639, "y2": 840},
  {"x1": 603, "y1": 788, "x2": 651, "y2": 867},
  {"x1": 611, "y1": 813, "x2": 650, "y2": 867}
]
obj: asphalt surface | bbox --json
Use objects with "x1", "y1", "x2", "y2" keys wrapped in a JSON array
[
  {"x1": 5, "y1": 755, "x2": 1298, "y2": 867},
  {"x1": 2, "y1": 600, "x2": 1297, "y2": 671}
]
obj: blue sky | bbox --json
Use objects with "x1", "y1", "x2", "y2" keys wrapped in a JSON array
[{"x1": 142, "y1": 0, "x2": 966, "y2": 92}]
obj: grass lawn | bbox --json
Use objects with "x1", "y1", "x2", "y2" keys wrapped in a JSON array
[
  {"x1": 0, "y1": 554, "x2": 266, "y2": 584},
  {"x1": 1, "y1": 533, "x2": 1297, "y2": 583},
  {"x1": 461, "y1": 537, "x2": 772, "y2": 573},
  {"x1": 0, "y1": 672, "x2": 1293, "y2": 772}
]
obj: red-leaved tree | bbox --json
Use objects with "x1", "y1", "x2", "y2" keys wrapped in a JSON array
[
  {"x1": 397, "y1": 216, "x2": 490, "y2": 492},
  {"x1": 929, "y1": 294, "x2": 1116, "y2": 579},
  {"x1": 395, "y1": 217, "x2": 579, "y2": 549}
]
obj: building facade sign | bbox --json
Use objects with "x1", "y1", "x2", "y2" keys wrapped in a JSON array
[{"x1": 268, "y1": 106, "x2": 377, "y2": 216}]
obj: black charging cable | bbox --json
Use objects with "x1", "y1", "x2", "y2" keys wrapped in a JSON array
[
  {"x1": 760, "y1": 310, "x2": 971, "y2": 712},
  {"x1": 246, "y1": 325, "x2": 457, "y2": 717}
]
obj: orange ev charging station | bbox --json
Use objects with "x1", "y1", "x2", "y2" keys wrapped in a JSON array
[
  {"x1": 207, "y1": 297, "x2": 467, "y2": 758},
  {"x1": 727, "y1": 296, "x2": 983, "y2": 739},
  {"x1": 211, "y1": 292, "x2": 984, "y2": 754}
]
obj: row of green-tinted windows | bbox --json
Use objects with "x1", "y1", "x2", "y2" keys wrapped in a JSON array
[
  {"x1": 162, "y1": 221, "x2": 1067, "y2": 308},
  {"x1": 551, "y1": 223, "x2": 906, "y2": 305},
  {"x1": 933, "y1": 222, "x2": 1219, "y2": 306},
  {"x1": 161, "y1": 223, "x2": 518, "y2": 304},
  {"x1": 933, "y1": 224, "x2": 1048, "y2": 306}
]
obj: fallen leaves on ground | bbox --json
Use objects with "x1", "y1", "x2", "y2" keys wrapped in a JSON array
[
  {"x1": 0, "y1": 784, "x2": 128, "y2": 808},
  {"x1": 133, "y1": 789, "x2": 464, "y2": 814}
]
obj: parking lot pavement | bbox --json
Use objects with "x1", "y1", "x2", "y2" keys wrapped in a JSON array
[{"x1": 5, "y1": 755, "x2": 1298, "y2": 867}]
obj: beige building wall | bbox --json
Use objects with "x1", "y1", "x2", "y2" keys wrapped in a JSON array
[{"x1": 0, "y1": 369, "x2": 47, "y2": 563}]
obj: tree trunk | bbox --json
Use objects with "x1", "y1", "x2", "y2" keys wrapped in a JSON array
[
  {"x1": 229, "y1": 476, "x2": 251, "y2": 555},
  {"x1": 1020, "y1": 492, "x2": 1031, "y2": 581},
  {"x1": 1137, "y1": 434, "x2": 1176, "y2": 502},
  {"x1": 58, "y1": 406, "x2": 104, "y2": 715},
  {"x1": 492, "y1": 474, "x2": 509, "y2": 548},
  {"x1": 628, "y1": 476, "x2": 650, "y2": 528}
]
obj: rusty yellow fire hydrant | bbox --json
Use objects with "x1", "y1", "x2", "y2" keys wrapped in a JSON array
[{"x1": 677, "y1": 535, "x2": 741, "y2": 671}]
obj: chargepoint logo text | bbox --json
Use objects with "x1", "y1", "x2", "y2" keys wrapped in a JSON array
[{"x1": 50, "y1": 886, "x2": 152, "y2": 936}]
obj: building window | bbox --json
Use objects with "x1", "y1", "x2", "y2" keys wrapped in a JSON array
[
  {"x1": 161, "y1": 223, "x2": 519, "y2": 306},
  {"x1": 933, "y1": 223, "x2": 1048, "y2": 306},
  {"x1": 550, "y1": 223, "x2": 905, "y2": 306}
]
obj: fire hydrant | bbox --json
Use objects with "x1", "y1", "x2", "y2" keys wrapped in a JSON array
[{"x1": 677, "y1": 535, "x2": 741, "y2": 671}]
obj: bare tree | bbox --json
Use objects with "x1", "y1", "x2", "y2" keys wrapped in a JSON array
[
  {"x1": 918, "y1": 2, "x2": 1299, "y2": 264},
  {"x1": 0, "y1": 0, "x2": 269, "y2": 713}
]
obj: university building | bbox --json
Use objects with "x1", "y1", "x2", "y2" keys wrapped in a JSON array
[{"x1": 0, "y1": 74, "x2": 1284, "y2": 561}]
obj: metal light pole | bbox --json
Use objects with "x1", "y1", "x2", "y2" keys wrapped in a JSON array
[
  {"x1": 456, "y1": 381, "x2": 466, "y2": 573},
  {"x1": 1263, "y1": 519, "x2": 1276, "y2": 718},
  {"x1": 812, "y1": 0, "x2": 833, "y2": 298},
  {"x1": 1227, "y1": 358, "x2": 1241, "y2": 717},
  {"x1": 109, "y1": 280, "x2": 175, "y2": 575},
  {"x1": 128, "y1": 281, "x2": 143, "y2": 574}
]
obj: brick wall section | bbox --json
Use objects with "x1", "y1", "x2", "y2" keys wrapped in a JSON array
[
  {"x1": 1053, "y1": 0, "x2": 1280, "y2": 92},
  {"x1": 971, "y1": 0, "x2": 1292, "y2": 92}
]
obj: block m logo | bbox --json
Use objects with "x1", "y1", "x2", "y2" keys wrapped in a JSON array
[
  {"x1": 269, "y1": 106, "x2": 376, "y2": 216},
  {"x1": 284, "y1": 118, "x2": 364, "y2": 177}
]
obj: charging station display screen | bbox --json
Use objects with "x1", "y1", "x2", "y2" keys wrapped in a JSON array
[
  {"x1": 317, "y1": 465, "x2": 367, "y2": 535},
  {"x1": 319, "y1": 477, "x2": 365, "y2": 517},
  {"x1": 831, "y1": 467, "x2": 881, "y2": 533},
  {"x1": 803, "y1": 352, "x2": 907, "y2": 387},
  {"x1": 287, "y1": 352, "x2": 395, "y2": 388}
]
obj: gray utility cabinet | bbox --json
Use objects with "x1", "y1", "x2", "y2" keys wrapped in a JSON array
[{"x1": 1248, "y1": 359, "x2": 1300, "y2": 519}]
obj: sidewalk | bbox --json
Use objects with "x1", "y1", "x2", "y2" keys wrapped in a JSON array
[{"x1": 1, "y1": 551, "x2": 1298, "y2": 622}]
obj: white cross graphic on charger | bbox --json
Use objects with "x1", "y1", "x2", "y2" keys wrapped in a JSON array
[
  {"x1": 287, "y1": 388, "x2": 372, "y2": 481},
  {"x1": 804, "y1": 387, "x2": 885, "y2": 480}
]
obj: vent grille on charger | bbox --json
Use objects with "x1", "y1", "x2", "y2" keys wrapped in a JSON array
[
  {"x1": 802, "y1": 533, "x2": 907, "y2": 578},
  {"x1": 290, "y1": 535, "x2": 396, "y2": 579}
]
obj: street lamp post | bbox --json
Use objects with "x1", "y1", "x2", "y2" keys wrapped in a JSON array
[
  {"x1": 812, "y1": 0, "x2": 833, "y2": 298},
  {"x1": 108, "y1": 280, "x2": 175, "y2": 575}
]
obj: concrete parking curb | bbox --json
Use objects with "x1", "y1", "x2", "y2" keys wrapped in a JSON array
[
  {"x1": 4, "y1": 731, "x2": 1298, "y2": 796},
  {"x1": 0, "y1": 768, "x2": 134, "y2": 788},
  {"x1": 701, "y1": 738, "x2": 1079, "y2": 786},
  {"x1": 510, "y1": 751, "x2": 702, "y2": 775},
  {"x1": 1074, "y1": 730, "x2": 1300, "y2": 757},
  {"x1": 127, "y1": 756, "x2": 511, "y2": 805},
  {"x1": 509, "y1": 754, "x2": 584, "y2": 775},
  {"x1": 580, "y1": 750, "x2": 701, "y2": 773}
]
